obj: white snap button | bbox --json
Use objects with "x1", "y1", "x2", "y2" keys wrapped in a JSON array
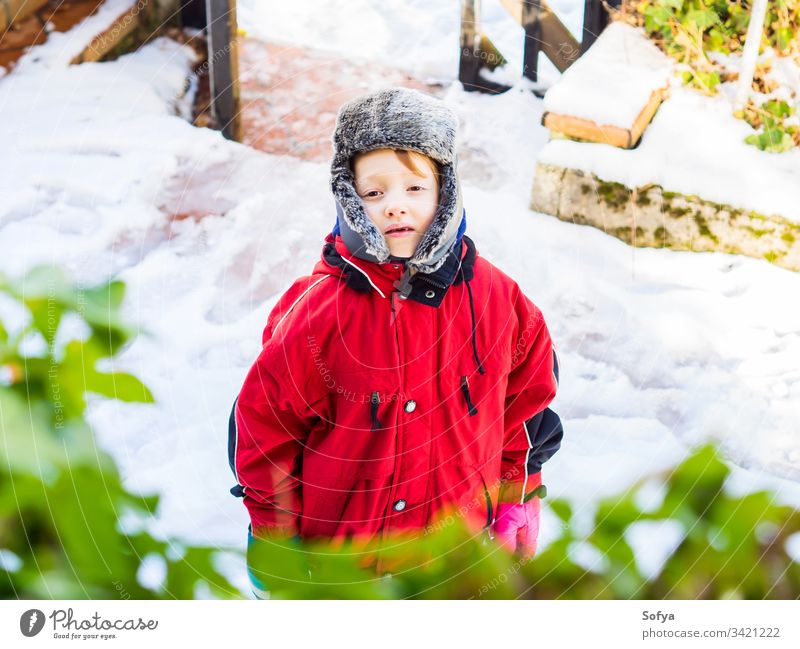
[
  {"x1": 393, "y1": 499, "x2": 407, "y2": 512},
  {"x1": 404, "y1": 400, "x2": 417, "y2": 413},
  {"x1": 425, "y1": 290, "x2": 435, "y2": 299}
]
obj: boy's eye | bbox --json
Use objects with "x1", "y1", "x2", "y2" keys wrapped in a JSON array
[
  {"x1": 408, "y1": 185, "x2": 426, "y2": 192},
  {"x1": 363, "y1": 190, "x2": 382, "y2": 198}
]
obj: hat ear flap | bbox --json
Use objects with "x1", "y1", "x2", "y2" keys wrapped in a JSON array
[{"x1": 334, "y1": 200, "x2": 386, "y2": 263}]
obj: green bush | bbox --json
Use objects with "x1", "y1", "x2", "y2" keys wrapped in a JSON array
[
  {"x1": 0, "y1": 266, "x2": 241, "y2": 599},
  {"x1": 248, "y1": 444, "x2": 800, "y2": 599}
]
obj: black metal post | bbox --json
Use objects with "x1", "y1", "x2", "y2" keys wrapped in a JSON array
[
  {"x1": 522, "y1": 0, "x2": 543, "y2": 83},
  {"x1": 180, "y1": 0, "x2": 207, "y2": 29},
  {"x1": 204, "y1": 0, "x2": 241, "y2": 141},
  {"x1": 581, "y1": 0, "x2": 621, "y2": 54}
]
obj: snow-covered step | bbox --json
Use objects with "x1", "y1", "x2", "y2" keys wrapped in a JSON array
[
  {"x1": 8, "y1": 0, "x2": 161, "y2": 72},
  {"x1": 541, "y1": 21, "x2": 672, "y2": 148},
  {"x1": 70, "y1": 0, "x2": 155, "y2": 64}
]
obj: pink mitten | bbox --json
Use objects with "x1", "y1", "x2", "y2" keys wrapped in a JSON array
[{"x1": 491, "y1": 497, "x2": 541, "y2": 560}]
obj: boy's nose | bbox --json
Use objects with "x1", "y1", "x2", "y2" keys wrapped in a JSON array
[{"x1": 385, "y1": 204, "x2": 408, "y2": 218}]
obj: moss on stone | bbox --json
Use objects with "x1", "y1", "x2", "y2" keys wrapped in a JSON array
[
  {"x1": 549, "y1": 165, "x2": 800, "y2": 271},
  {"x1": 745, "y1": 226, "x2": 772, "y2": 238},
  {"x1": 654, "y1": 226, "x2": 671, "y2": 246},
  {"x1": 596, "y1": 180, "x2": 631, "y2": 210},
  {"x1": 693, "y1": 213, "x2": 719, "y2": 244},
  {"x1": 667, "y1": 205, "x2": 690, "y2": 218}
]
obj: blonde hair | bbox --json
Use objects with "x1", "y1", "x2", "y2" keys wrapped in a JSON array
[
  {"x1": 352, "y1": 149, "x2": 440, "y2": 184},
  {"x1": 392, "y1": 149, "x2": 440, "y2": 181}
]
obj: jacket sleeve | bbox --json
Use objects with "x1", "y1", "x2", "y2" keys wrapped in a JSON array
[
  {"x1": 498, "y1": 284, "x2": 562, "y2": 505},
  {"x1": 232, "y1": 329, "x2": 327, "y2": 538}
]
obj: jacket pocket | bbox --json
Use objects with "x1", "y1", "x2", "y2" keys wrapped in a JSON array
[{"x1": 320, "y1": 369, "x2": 399, "y2": 479}]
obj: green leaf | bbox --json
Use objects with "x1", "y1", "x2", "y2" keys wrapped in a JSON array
[
  {"x1": 0, "y1": 390, "x2": 63, "y2": 478},
  {"x1": 761, "y1": 128, "x2": 794, "y2": 153},
  {"x1": 548, "y1": 498, "x2": 573, "y2": 524},
  {"x1": 686, "y1": 9, "x2": 721, "y2": 32},
  {"x1": 763, "y1": 100, "x2": 793, "y2": 119},
  {"x1": 774, "y1": 27, "x2": 793, "y2": 52},
  {"x1": 644, "y1": 6, "x2": 673, "y2": 32},
  {"x1": 85, "y1": 370, "x2": 155, "y2": 404}
]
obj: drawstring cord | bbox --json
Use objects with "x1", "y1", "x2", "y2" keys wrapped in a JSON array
[{"x1": 464, "y1": 274, "x2": 485, "y2": 375}]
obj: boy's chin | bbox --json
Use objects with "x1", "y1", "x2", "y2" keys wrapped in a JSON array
[{"x1": 385, "y1": 240, "x2": 419, "y2": 259}]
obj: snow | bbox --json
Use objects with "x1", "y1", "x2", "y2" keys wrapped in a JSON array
[
  {"x1": 0, "y1": 549, "x2": 23, "y2": 573},
  {"x1": 787, "y1": 532, "x2": 800, "y2": 563},
  {"x1": 625, "y1": 519, "x2": 685, "y2": 581},
  {"x1": 1, "y1": 0, "x2": 799, "y2": 590},
  {"x1": 543, "y1": 21, "x2": 673, "y2": 128}
]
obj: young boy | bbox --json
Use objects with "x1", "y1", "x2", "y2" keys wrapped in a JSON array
[{"x1": 229, "y1": 87, "x2": 562, "y2": 571}]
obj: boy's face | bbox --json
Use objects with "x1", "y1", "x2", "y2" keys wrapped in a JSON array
[{"x1": 353, "y1": 148, "x2": 439, "y2": 258}]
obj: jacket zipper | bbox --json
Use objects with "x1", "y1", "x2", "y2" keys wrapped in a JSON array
[
  {"x1": 416, "y1": 273, "x2": 449, "y2": 291},
  {"x1": 479, "y1": 470, "x2": 493, "y2": 529}
]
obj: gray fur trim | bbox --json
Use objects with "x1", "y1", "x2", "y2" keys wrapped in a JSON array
[{"x1": 330, "y1": 87, "x2": 463, "y2": 274}]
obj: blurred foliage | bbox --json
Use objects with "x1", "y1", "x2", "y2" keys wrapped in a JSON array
[
  {"x1": 249, "y1": 444, "x2": 800, "y2": 599},
  {"x1": 0, "y1": 266, "x2": 241, "y2": 599},
  {"x1": 2, "y1": 266, "x2": 798, "y2": 600},
  {"x1": 742, "y1": 97, "x2": 798, "y2": 150},
  {"x1": 620, "y1": 0, "x2": 800, "y2": 150}
]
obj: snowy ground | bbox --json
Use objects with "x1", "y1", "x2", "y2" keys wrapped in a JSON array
[{"x1": 1, "y1": 1, "x2": 799, "y2": 592}]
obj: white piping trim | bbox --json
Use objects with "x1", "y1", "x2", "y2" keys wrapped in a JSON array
[
  {"x1": 273, "y1": 275, "x2": 332, "y2": 334},
  {"x1": 521, "y1": 420, "x2": 534, "y2": 506},
  {"x1": 340, "y1": 257, "x2": 387, "y2": 299},
  {"x1": 552, "y1": 344, "x2": 561, "y2": 388},
  {"x1": 232, "y1": 400, "x2": 240, "y2": 484}
]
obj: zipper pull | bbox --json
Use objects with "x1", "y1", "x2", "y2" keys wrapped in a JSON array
[
  {"x1": 390, "y1": 291, "x2": 404, "y2": 324},
  {"x1": 370, "y1": 391, "x2": 382, "y2": 431},
  {"x1": 460, "y1": 375, "x2": 479, "y2": 416}
]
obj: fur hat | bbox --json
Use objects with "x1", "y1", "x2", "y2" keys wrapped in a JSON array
[{"x1": 330, "y1": 87, "x2": 464, "y2": 274}]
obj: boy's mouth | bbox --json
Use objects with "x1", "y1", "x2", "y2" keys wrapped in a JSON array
[{"x1": 385, "y1": 224, "x2": 415, "y2": 237}]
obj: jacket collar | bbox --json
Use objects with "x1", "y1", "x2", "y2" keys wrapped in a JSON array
[{"x1": 317, "y1": 233, "x2": 476, "y2": 308}]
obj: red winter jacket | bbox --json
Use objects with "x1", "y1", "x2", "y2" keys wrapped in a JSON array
[{"x1": 229, "y1": 232, "x2": 561, "y2": 544}]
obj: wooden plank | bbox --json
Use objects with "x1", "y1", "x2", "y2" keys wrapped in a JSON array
[
  {"x1": 70, "y1": 0, "x2": 153, "y2": 64},
  {"x1": 542, "y1": 86, "x2": 667, "y2": 149},
  {"x1": 205, "y1": 0, "x2": 242, "y2": 141},
  {"x1": 0, "y1": 0, "x2": 48, "y2": 33},
  {"x1": 628, "y1": 85, "x2": 667, "y2": 146},
  {"x1": 543, "y1": 111, "x2": 631, "y2": 148},
  {"x1": 500, "y1": 0, "x2": 579, "y2": 72}
]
